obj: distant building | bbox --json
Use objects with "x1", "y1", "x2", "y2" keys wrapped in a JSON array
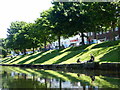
[
  {"x1": 51, "y1": 34, "x2": 87, "y2": 49},
  {"x1": 87, "y1": 27, "x2": 120, "y2": 41}
]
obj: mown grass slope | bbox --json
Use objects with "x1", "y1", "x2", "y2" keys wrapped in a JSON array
[{"x1": 1, "y1": 40, "x2": 120, "y2": 65}]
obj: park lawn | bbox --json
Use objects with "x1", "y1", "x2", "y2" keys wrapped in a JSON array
[{"x1": 1, "y1": 40, "x2": 120, "y2": 65}]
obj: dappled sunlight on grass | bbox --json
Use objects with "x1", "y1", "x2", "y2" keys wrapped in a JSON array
[
  {"x1": 41, "y1": 52, "x2": 71, "y2": 65},
  {"x1": 60, "y1": 52, "x2": 82, "y2": 64},
  {"x1": 1, "y1": 57, "x2": 16, "y2": 64},
  {"x1": 80, "y1": 48, "x2": 104, "y2": 62},
  {"x1": 23, "y1": 50, "x2": 54, "y2": 64},
  {"x1": 60, "y1": 47, "x2": 71, "y2": 53},
  {"x1": 6, "y1": 56, "x2": 25, "y2": 64},
  {"x1": 85, "y1": 44, "x2": 97, "y2": 50},
  {"x1": 1, "y1": 40, "x2": 120, "y2": 65},
  {"x1": 54, "y1": 50, "x2": 83, "y2": 64},
  {"x1": 99, "y1": 46, "x2": 120, "y2": 62},
  {"x1": 10, "y1": 52, "x2": 42, "y2": 64}
]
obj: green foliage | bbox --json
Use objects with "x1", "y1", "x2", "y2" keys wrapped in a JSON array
[
  {"x1": 6, "y1": 21, "x2": 27, "y2": 50},
  {"x1": 0, "y1": 38, "x2": 7, "y2": 58},
  {"x1": 0, "y1": 47, "x2": 7, "y2": 58},
  {"x1": 5, "y1": 2, "x2": 120, "y2": 52},
  {"x1": 35, "y1": 16, "x2": 56, "y2": 48}
]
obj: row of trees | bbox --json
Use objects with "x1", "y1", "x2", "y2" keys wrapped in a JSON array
[{"x1": 3, "y1": 2, "x2": 120, "y2": 56}]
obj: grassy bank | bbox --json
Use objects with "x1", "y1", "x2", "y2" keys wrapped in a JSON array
[{"x1": 1, "y1": 40, "x2": 120, "y2": 65}]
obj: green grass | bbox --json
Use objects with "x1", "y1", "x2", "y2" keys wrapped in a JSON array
[{"x1": 1, "y1": 40, "x2": 120, "y2": 64}]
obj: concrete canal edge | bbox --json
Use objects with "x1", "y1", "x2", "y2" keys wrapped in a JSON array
[{"x1": 0, "y1": 62, "x2": 120, "y2": 71}]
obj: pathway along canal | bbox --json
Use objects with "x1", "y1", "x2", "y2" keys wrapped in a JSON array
[{"x1": 0, "y1": 66, "x2": 120, "y2": 89}]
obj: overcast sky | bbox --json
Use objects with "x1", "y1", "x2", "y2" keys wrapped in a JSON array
[{"x1": 0, "y1": 0, "x2": 52, "y2": 38}]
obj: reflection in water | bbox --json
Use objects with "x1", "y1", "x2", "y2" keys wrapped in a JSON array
[
  {"x1": 90, "y1": 76, "x2": 95, "y2": 84},
  {"x1": 0, "y1": 66, "x2": 120, "y2": 89}
]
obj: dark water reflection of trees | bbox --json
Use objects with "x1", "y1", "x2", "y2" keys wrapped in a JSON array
[{"x1": 1, "y1": 66, "x2": 120, "y2": 89}]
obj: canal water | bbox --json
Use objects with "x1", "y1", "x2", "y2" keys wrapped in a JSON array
[{"x1": 0, "y1": 66, "x2": 120, "y2": 89}]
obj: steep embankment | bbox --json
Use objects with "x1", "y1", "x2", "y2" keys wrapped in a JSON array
[{"x1": 1, "y1": 40, "x2": 120, "y2": 65}]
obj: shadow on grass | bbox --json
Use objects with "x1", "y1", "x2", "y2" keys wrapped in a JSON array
[
  {"x1": 9, "y1": 55, "x2": 26, "y2": 64},
  {"x1": 18, "y1": 52, "x2": 44, "y2": 64},
  {"x1": 30, "y1": 46, "x2": 89, "y2": 64},
  {"x1": 29, "y1": 49, "x2": 72, "y2": 64},
  {"x1": 66, "y1": 44, "x2": 90, "y2": 51},
  {"x1": 53, "y1": 50, "x2": 82, "y2": 64},
  {"x1": 91, "y1": 40, "x2": 120, "y2": 49},
  {"x1": 2, "y1": 57, "x2": 16, "y2": 63},
  {"x1": 99, "y1": 46, "x2": 120, "y2": 62}
]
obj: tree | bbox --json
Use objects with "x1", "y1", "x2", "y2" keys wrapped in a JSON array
[
  {"x1": 6, "y1": 21, "x2": 27, "y2": 54},
  {"x1": 35, "y1": 10, "x2": 56, "y2": 49},
  {"x1": 56, "y1": 2, "x2": 119, "y2": 42},
  {"x1": 45, "y1": 3, "x2": 73, "y2": 48},
  {"x1": 50, "y1": 2, "x2": 91, "y2": 45},
  {"x1": 0, "y1": 38, "x2": 7, "y2": 58},
  {"x1": 86, "y1": 2, "x2": 119, "y2": 40},
  {"x1": 22, "y1": 23, "x2": 40, "y2": 53}
]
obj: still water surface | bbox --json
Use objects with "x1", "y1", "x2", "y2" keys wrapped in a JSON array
[{"x1": 0, "y1": 66, "x2": 120, "y2": 89}]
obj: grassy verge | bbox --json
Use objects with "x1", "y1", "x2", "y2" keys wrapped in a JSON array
[{"x1": 1, "y1": 40, "x2": 120, "y2": 65}]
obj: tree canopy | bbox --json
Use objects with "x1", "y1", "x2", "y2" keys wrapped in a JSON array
[{"x1": 4, "y1": 1, "x2": 120, "y2": 55}]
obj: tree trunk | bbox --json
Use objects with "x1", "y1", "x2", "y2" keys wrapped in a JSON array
[
  {"x1": 112, "y1": 22, "x2": 116, "y2": 41},
  {"x1": 113, "y1": 28, "x2": 116, "y2": 41},
  {"x1": 81, "y1": 32, "x2": 85, "y2": 45},
  {"x1": 94, "y1": 32, "x2": 97, "y2": 39},
  {"x1": 33, "y1": 47, "x2": 34, "y2": 53},
  {"x1": 45, "y1": 78, "x2": 47, "y2": 88},
  {"x1": 59, "y1": 79, "x2": 62, "y2": 89},
  {"x1": 23, "y1": 49, "x2": 26, "y2": 55},
  {"x1": 118, "y1": 27, "x2": 120, "y2": 39},
  {"x1": 58, "y1": 35, "x2": 61, "y2": 49},
  {"x1": 44, "y1": 40, "x2": 46, "y2": 49}
]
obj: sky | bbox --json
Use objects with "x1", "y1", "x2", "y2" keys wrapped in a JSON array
[{"x1": 0, "y1": 0, "x2": 53, "y2": 38}]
